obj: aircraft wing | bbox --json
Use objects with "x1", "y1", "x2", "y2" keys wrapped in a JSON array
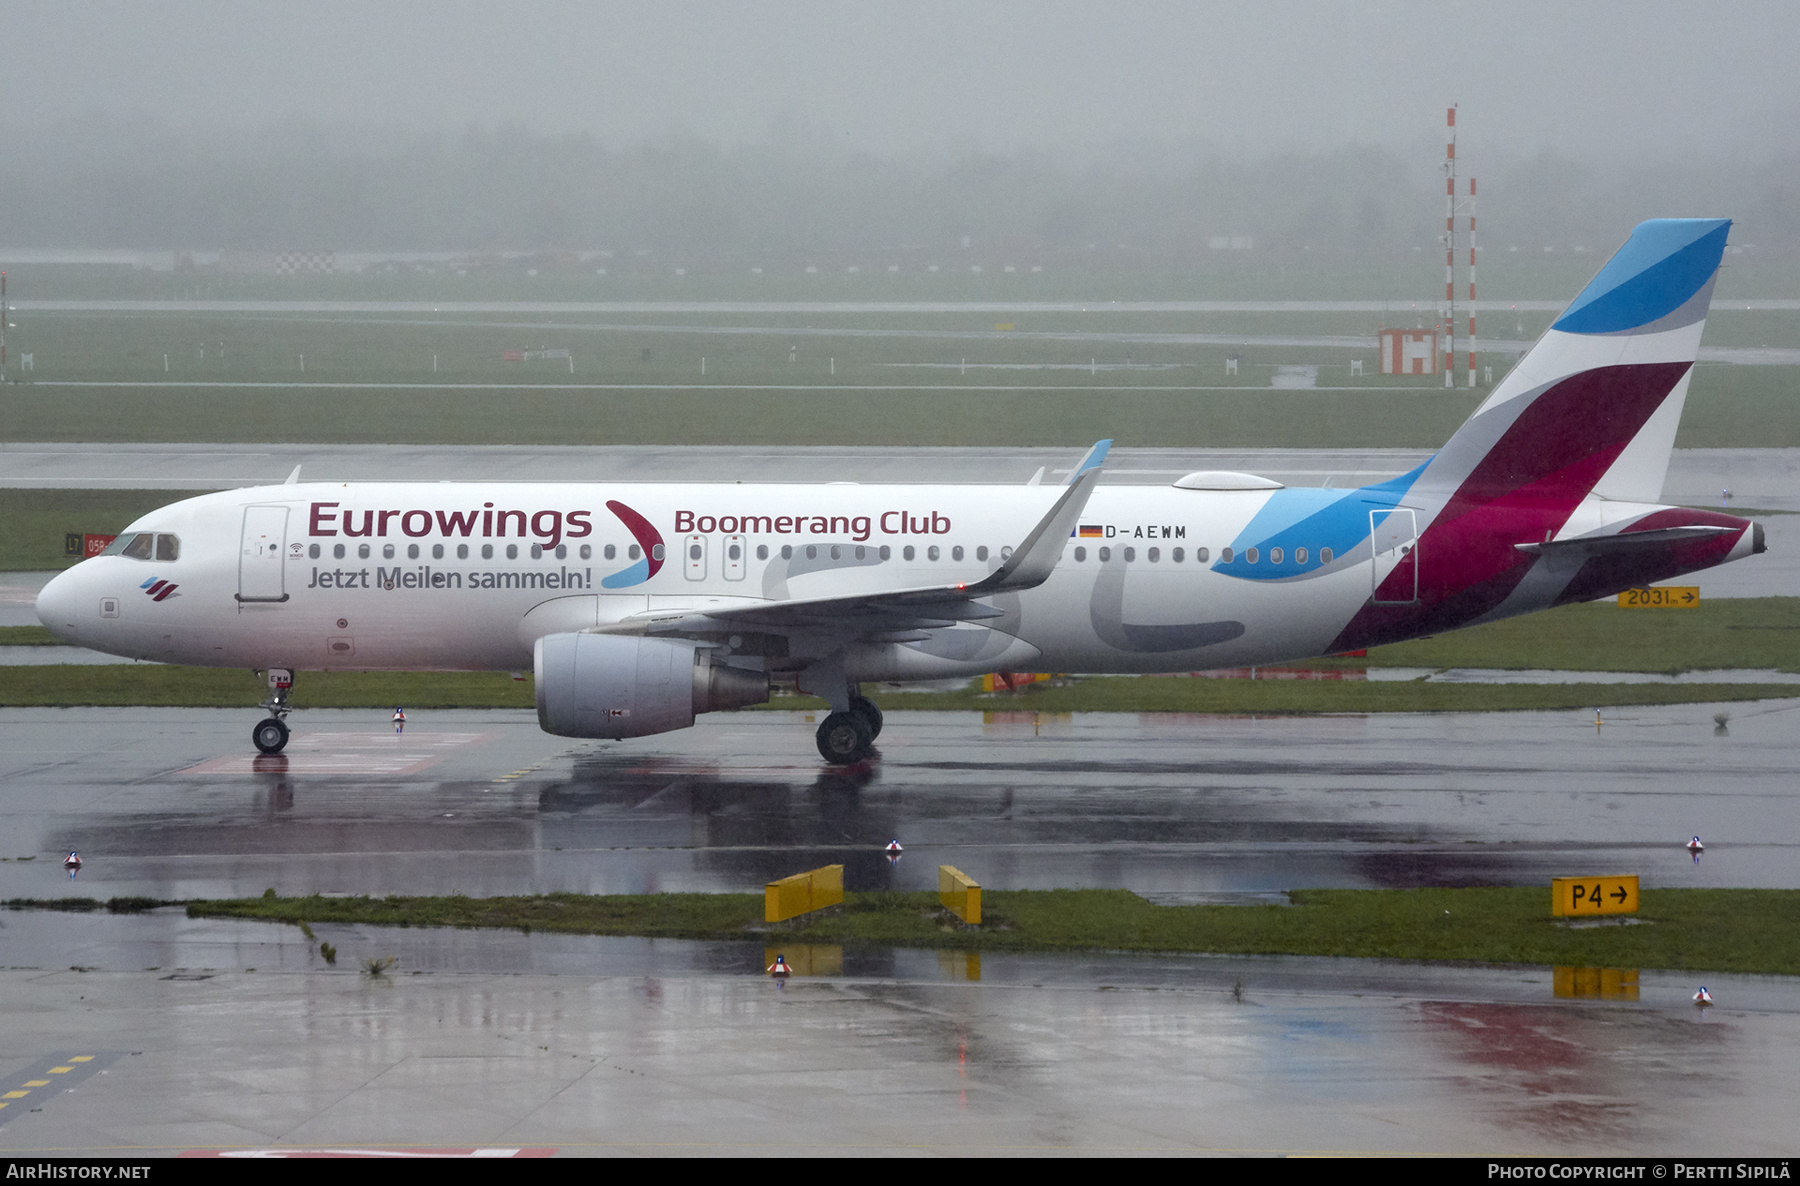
[{"x1": 597, "y1": 442, "x2": 1109, "y2": 642}]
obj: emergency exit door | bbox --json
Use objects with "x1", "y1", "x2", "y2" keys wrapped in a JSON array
[{"x1": 238, "y1": 505, "x2": 291, "y2": 603}]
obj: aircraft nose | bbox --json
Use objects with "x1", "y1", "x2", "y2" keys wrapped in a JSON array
[{"x1": 35, "y1": 568, "x2": 83, "y2": 641}]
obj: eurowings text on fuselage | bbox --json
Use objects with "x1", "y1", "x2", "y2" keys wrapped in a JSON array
[{"x1": 35, "y1": 218, "x2": 1764, "y2": 763}]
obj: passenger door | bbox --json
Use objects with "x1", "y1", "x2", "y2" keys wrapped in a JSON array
[{"x1": 238, "y1": 505, "x2": 291, "y2": 603}]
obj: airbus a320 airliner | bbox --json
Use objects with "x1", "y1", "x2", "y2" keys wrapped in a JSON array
[{"x1": 37, "y1": 218, "x2": 1764, "y2": 764}]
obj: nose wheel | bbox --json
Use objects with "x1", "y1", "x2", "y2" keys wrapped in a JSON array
[
  {"x1": 251, "y1": 667, "x2": 295, "y2": 754},
  {"x1": 253, "y1": 717, "x2": 290, "y2": 754}
]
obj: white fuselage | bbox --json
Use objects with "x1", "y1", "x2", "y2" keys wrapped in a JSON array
[{"x1": 37, "y1": 480, "x2": 1393, "y2": 680}]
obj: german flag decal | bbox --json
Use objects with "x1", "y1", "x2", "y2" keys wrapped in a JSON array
[{"x1": 1076, "y1": 525, "x2": 1104, "y2": 538}]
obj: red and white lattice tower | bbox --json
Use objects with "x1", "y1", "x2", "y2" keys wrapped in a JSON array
[
  {"x1": 1468, "y1": 176, "x2": 1478, "y2": 387},
  {"x1": 1443, "y1": 107, "x2": 1457, "y2": 388}
]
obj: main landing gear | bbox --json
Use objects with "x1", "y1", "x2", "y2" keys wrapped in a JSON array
[
  {"x1": 815, "y1": 692, "x2": 883, "y2": 765},
  {"x1": 252, "y1": 667, "x2": 295, "y2": 755}
]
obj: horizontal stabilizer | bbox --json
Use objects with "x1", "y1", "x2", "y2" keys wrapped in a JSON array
[{"x1": 1514, "y1": 525, "x2": 1733, "y2": 555}]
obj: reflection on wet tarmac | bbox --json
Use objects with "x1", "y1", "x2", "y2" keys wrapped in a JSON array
[
  {"x1": 3, "y1": 703, "x2": 1798, "y2": 904},
  {"x1": 1, "y1": 908, "x2": 1794, "y2": 1155}
]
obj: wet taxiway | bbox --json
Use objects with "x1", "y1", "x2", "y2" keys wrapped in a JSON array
[
  {"x1": 4, "y1": 703, "x2": 1797, "y2": 903},
  {"x1": 3, "y1": 916, "x2": 1799, "y2": 1155},
  {"x1": 3, "y1": 706, "x2": 1799, "y2": 1154}
]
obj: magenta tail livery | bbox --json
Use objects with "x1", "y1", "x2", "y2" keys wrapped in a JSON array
[{"x1": 36, "y1": 219, "x2": 1763, "y2": 763}]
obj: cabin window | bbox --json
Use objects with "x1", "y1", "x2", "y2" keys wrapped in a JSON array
[
  {"x1": 433, "y1": 544, "x2": 445, "y2": 559},
  {"x1": 1220, "y1": 547, "x2": 1232, "y2": 563},
  {"x1": 806, "y1": 545, "x2": 818, "y2": 560},
  {"x1": 728, "y1": 543, "x2": 741, "y2": 560},
  {"x1": 855, "y1": 545, "x2": 866, "y2": 560},
  {"x1": 359, "y1": 544, "x2": 371, "y2": 559},
  {"x1": 1245, "y1": 547, "x2": 1258, "y2": 564},
  {"x1": 878, "y1": 545, "x2": 890, "y2": 560},
  {"x1": 578, "y1": 544, "x2": 590, "y2": 560},
  {"x1": 308, "y1": 543, "x2": 321, "y2": 560},
  {"x1": 1172, "y1": 547, "x2": 1184, "y2": 562},
  {"x1": 556, "y1": 544, "x2": 567, "y2": 560},
  {"x1": 407, "y1": 544, "x2": 419, "y2": 559},
  {"x1": 903, "y1": 545, "x2": 915, "y2": 560},
  {"x1": 1269, "y1": 547, "x2": 1283, "y2": 564},
  {"x1": 689, "y1": 544, "x2": 702, "y2": 560},
  {"x1": 1074, "y1": 546, "x2": 1086, "y2": 561},
  {"x1": 628, "y1": 544, "x2": 640, "y2": 560},
  {"x1": 458, "y1": 544, "x2": 469, "y2": 560},
  {"x1": 1001, "y1": 546, "x2": 1012, "y2": 559},
  {"x1": 756, "y1": 544, "x2": 768, "y2": 560},
  {"x1": 1147, "y1": 547, "x2": 1159, "y2": 562},
  {"x1": 481, "y1": 544, "x2": 493, "y2": 560},
  {"x1": 780, "y1": 545, "x2": 792, "y2": 560},
  {"x1": 505, "y1": 544, "x2": 518, "y2": 560},
  {"x1": 121, "y1": 533, "x2": 155, "y2": 560},
  {"x1": 383, "y1": 544, "x2": 396, "y2": 559},
  {"x1": 976, "y1": 546, "x2": 988, "y2": 561},
  {"x1": 1124, "y1": 547, "x2": 1136, "y2": 562},
  {"x1": 1196, "y1": 547, "x2": 1209, "y2": 563},
  {"x1": 1295, "y1": 547, "x2": 1307, "y2": 564},
  {"x1": 1098, "y1": 546, "x2": 1111, "y2": 561},
  {"x1": 532, "y1": 544, "x2": 544, "y2": 559},
  {"x1": 650, "y1": 544, "x2": 664, "y2": 561},
  {"x1": 952, "y1": 545, "x2": 964, "y2": 561},
  {"x1": 928, "y1": 545, "x2": 940, "y2": 561},
  {"x1": 332, "y1": 543, "x2": 345, "y2": 560},
  {"x1": 1321, "y1": 547, "x2": 1333, "y2": 563},
  {"x1": 829, "y1": 545, "x2": 841, "y2": 560},
  {"x1": 603, "y1": 544, "x2": 615, "y2": 560}
]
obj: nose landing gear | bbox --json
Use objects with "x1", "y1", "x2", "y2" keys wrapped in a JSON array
[{"x1": 252, "y1": 667, "x2": 295, "y2": 755}]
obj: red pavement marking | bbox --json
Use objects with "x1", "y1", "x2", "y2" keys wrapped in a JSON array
[{"x1": 177, "y1": 732, "x2": 492, "y2": 776}]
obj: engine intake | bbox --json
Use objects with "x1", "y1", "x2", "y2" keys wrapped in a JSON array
[{"x1": 534, "y1": 632, "x2": 769, "y2": 739}]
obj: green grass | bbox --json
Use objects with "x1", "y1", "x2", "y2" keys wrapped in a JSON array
[
  {"x1": 1320, "y1": 597, "x2": 1800, "y2": 674},
  {"x1": 0, "y1": 489, "x2": 214, "y2": 571},
  {"x1": 159, "y1": 887, "x2": 1800, "y2": 976},
  {"x1": 0, "y1": 303, "x2": 1794, "y2": 446},
  {"x1": 0, "y1": 666, "x2": 536, "y2": 708},
  {"x1": 0, "y1": 626, "x2": 65, "y2": 645},
  {"x1": 0, "y1": 662, "x2": 1791, "y2": 715}
]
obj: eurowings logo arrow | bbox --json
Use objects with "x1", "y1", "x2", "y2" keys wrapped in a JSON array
[
  {"x1": 600, "y1": 500, "x2": 665, "y2": 589},
  {"x1": 140, "y1": 578, "x2": 179, "y2": 602}
]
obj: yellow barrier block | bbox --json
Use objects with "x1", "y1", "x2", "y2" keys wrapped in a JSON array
[
  {"x1": 939, "y1": 865, "x2": 982, "y2": 925},
  {"x1": 1551, "y1": 874, "x2": 1639, "y2": 917},
  {"x1": 1617, "y1": 586, "x2": 1699, "y2": 608},
  {"x1": 1553, "y1": 966, "x2": 1639, "y2": 1000},
  {"x1": 763, "y1": 945, "x2": 843, "y2": 977},
  {"x1": 764, "y1": 864, "x2": 844, "y2": 923},
  {"x1": 938, "y1": 950, "x2": 982, "y2": 981}
]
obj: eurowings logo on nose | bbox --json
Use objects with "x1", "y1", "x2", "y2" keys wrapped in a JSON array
[
  {"x1": 600, "y1": 500, "x2": 665, "y2": 589},
  {"x1": 140, "y1": 578, "x2": 179, "y2": 602}
]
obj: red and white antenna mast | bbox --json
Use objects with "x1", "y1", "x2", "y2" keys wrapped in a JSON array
[
  {"x1": 1443, "y1": 107, "x2": 1457, "y2": 388},
  {"x1": 1467, "y1": 176, "x2": 1478, "y2": 387}
]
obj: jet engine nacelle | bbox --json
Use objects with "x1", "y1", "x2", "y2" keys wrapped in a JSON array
[{"x1": 534, "y1": 632, "x2": 770, "y2": 739}]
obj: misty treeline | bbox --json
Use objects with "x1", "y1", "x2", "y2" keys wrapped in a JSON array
[{"x1": 2, "y1": 117, "x2": 1795, "y2": 259}]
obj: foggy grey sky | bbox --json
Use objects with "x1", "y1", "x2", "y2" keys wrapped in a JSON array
[{"x1": 5, "y1": 0, "x2": 1797, "y2": 160}]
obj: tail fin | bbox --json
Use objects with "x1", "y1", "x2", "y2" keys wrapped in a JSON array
[{"x1": 1416, "y1": 217, "x2": 1729, "y2": 509}]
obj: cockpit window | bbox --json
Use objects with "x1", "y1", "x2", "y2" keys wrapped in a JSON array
[{"x1": 105, "y1": 532, "x2": 178, "y2": 560}]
